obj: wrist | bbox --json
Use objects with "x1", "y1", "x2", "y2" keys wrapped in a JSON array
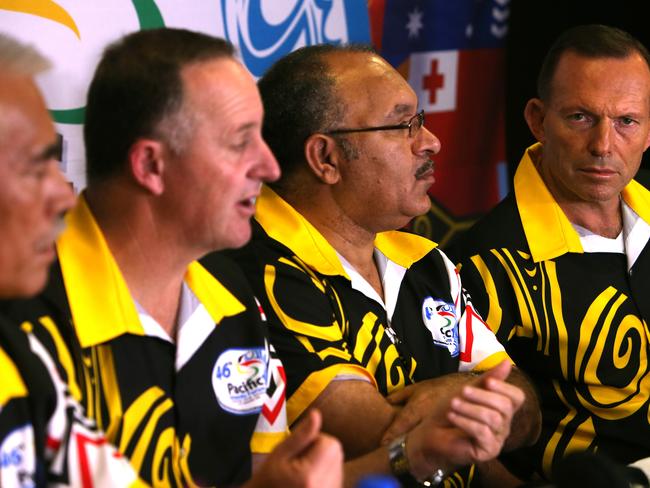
[{"x1": 388, "y1": 434, "x2": 446, "y2": 486}]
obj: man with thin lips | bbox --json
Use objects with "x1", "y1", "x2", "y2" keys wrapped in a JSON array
[
  {"x1": 226, "y1": 44, "x2": 541, "y2": 487},
  {"x1": 448, "y1": 24, "x2": 650, "y2": 484},
  {"x1": 2, "y1": 28, "x2": 343, "y2": 487}
]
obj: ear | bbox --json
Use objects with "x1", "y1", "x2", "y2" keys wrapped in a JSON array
[
  {"x1": 304, "y1": 133, "x2": 342, "y2": 185},
  {"x1": 127, "y1": 138, "x2": 166, "y2": 195},
  {"x1": 524, "y1": 98, "x2": 547, "y2": 144}
]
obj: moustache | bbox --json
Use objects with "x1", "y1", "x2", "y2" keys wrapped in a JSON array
[{"x1": 415, "y1": 159, "x2": 434, "y2": 179}]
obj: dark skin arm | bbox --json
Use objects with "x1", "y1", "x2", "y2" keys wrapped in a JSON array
[
  {"x1": 381, "y1": 366, "x2": 541, "y2": 450},
  {"x1": 308, "y1": 361, "x2": 524, "y2": 487},
  {"x1": 381, "y1": 366, "x2": 541, "y2": 488}
]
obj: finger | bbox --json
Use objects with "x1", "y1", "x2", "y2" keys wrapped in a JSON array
[
  {"x1": 473, "y1": 360, "x2": 512, "y2": 385},
  {"x1": 302, "y1": 433, "x2": 344, "y2": 470},
  {"x1": 380, "y1": 407, "x2": 421, "y2": 445},
  {"x1": 459, "y1": 384, "x2": 520, "y2": 416},
  {"x1": 446, "y1": 411, "x2": 504, "y2": 461},
  {"x1": 481, "y1": 378, "x2": 525, "y2": 410},
  {"x1": 449, "y1": 397, "x2": 511, "y2": 440},
  {"x1": 274, "y1": 409, "x2": 322, "y2": 458},
  {"x1": 385, "y1": 384, "x2": 416, "y2": 405},
  {"x1": 297, "y1": 433, "x2": 344, "y2": 487}
]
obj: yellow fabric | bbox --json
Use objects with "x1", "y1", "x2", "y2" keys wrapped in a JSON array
[
  {"x1": 255, "y1": 186, "x2": 436, "y2": 276},
  {"x1": 286, "y1": 364, "x2": 376, "y2": 425},
  {"x1": 515, "y1": 143, "x2": 650, "y2": 263},
  {"x1": 471, "y1": 351, "x2": 512, "y2": 372},
  {"x1": 250, "y1": 430, "x2": 290, "y2": 454},
  {"x1": 622, "y1": 179, "x2": 650, "y2": 224},
  {"x1": 0, "y1": 347, "x2": 27, "y2": 406},
  {"x1": 56, "y1": 194, "x2": 245, "y2": 347},
  {"x1": 514, "y1": 144, "x2": 583, "y2": 262}
]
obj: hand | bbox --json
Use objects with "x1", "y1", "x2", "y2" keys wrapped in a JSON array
[
  {"x1": 382, "y1": 361, "x2": 524, "y2": 445},
  {"x1": 246, "y1": 409, "x2": 343, "y2": 488},
  {"x1": 382, "y1": 373, "x2": 473, "y2": 445},
  {"x1": 447, "y1": 361, "x2": 524, "y2": 459},
  {"x1": 404, "y1": 361, "x2": 525, "y2": 479}
]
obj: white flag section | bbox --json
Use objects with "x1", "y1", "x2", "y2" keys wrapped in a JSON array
[
  {"x1": 408, "y1": 50, "x2": 459, "y2": 114},
  {"x1": 0, "y1": 0, "x2": 368, "y2": 190}
]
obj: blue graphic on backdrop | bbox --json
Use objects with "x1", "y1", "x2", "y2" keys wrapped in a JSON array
[{"x1": 221, "y1": 0, "x2": 370, "y2": 77}]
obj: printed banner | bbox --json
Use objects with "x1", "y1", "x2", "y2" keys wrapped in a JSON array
[
  {"x1": 0, "y1": 0, "x2": 370, "y2": 190},
  {"x1": 369, "y1": 0, "x2": 510, "y2": 247}
]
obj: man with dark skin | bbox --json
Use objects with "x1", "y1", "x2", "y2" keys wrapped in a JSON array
[{"x1": 229, "y1": 44, "x2": 541, "y2": 487}]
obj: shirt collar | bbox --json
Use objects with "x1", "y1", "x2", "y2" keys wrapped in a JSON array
[
  {"x1": 254, "y1": 185, "x2": 437, "y2": 277},
  {"x1": 515, "y1": 143, "x2": 650, "y2": 262},
  {"x1": 56, "y1": 194, "x2": 244, "y2": 348}
]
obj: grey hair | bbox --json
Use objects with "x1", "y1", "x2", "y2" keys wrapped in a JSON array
[{"x1": 0, "y1": 33, "x2": 50, "y2": 76}]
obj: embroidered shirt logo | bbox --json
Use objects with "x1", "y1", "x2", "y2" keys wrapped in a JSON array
[
  {"x1": 212, "y1": 347, "x2": 269, "y2": 415},
  {"x1": 422, "y1": 296, "x2": 459, "y2": 357}
]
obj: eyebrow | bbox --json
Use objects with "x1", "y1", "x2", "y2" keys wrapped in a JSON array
[
  {"x1": 34, "y1": 140, "x2": 62, "y2": 163},
  {"x1": 236, "y1": 122, "x2": 258, "y2": 133},
  {"x1": 386, "y1": 104, "x2": 416, "y2": 120}
]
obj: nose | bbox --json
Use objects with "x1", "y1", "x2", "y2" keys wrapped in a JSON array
[
  {"x1": 254, "y1": 138, "x2": 281, "y2": 183},
  {"x1": 44, "y1": 160, "x2": 76, "y2": 218},
  {"x1": 588, "y1": 119, "x2": 613, "y2": 158},
  {"x1": 414, "y1": 125, "x2": 441, "y2": 156}
]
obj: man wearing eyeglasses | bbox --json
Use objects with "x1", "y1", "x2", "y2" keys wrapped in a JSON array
[{"x1": 226, "y1": 44, "x2": 541, "y2": 487}]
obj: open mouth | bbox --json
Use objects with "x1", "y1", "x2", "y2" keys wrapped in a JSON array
[{"x1": 238, "y1": 195, "x2": 258, "y2": 214}]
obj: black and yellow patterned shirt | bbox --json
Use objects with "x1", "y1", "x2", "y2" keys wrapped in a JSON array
[
  {"x1": 3, "y1": 196, "x2": 288, "y2": 487},
  {"x1": 228, "y1": 186, "x2": 509, "y2": 487},
  {"x1": 0, "y1": 312, "x2": 141, "y2": 487},
  {"x1": 449, "y1": 143, "x2": 650, "y2": 479}
]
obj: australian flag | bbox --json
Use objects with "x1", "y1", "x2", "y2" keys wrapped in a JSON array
[{"x1": 368, "y1": 0, "x2": 511, "y2": 248}]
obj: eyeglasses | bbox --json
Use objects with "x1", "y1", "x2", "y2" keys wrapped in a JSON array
[{"x1": 323, "y1": 110, "x2": 425, "y2": 139}]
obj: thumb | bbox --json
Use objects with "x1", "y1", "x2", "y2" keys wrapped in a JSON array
[
  {"x1": 273, "y1": 409, "x2": 322, "y2": 458},
  {"x1": 475, "y1": 360, "x2": 512, "y2": 385}
]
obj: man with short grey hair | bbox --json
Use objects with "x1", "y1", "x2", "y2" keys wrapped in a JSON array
[
  {"x1": 0, "y1": 33, "x2": 141, "y2": 486},
  {"x1": 2, "y1": 29, "x2": 343, "y2": 487}
]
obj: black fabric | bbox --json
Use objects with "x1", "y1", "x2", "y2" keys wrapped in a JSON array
[{"x1": 449, "y1": 192, "x2": 650, "y2": 480}]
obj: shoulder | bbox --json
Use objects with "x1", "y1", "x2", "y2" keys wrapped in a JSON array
[
  {"x1": 225, "y1": 220, "x2": 292, "y2": 272},
  {"x1": 446, "y1": 193, "x2": 524, "y2": 263},
  {"x1": 199, "y1": 250, "x2": 259, "y2": 306}
]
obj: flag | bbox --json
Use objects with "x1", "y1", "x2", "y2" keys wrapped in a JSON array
[{"x1": 368, "y1": 0, "x2": 511, "y2": 247}]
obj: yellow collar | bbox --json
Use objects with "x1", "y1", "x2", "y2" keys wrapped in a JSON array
[
  {"x1": 56, "y1": 195, "x2": 245, "y2": 348},
  {"x1": 255, "y1": 186, "x2": 437, "y2": 276},
  {"x1": 515, "y1": 143, "x2": 650, "y2": 262}
]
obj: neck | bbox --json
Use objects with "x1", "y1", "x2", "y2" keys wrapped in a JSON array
[
  {"x1": 561, "y1": 198, "x2": 623, "y2": 238},
  {"x1": 85, "y1": 187, "x2": 190, "y2": 337},
  {"x1": 286, "y1": 190, "x2": 384, "y2": 296}
]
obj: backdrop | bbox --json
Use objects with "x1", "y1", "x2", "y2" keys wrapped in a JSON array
[{"x1": 1, "y1": 0, "x2": 511, "y2": 247}]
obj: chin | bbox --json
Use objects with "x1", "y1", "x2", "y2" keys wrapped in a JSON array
[
  {"x1": 1, "y1": 273, "x2": 47, "y2": 299},
  {"x1": 222, "y1": 230, "x2": 253, "y2": 251}
]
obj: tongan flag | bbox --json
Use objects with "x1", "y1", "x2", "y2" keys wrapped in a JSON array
[{"x1": 368, "y1": 0, "x2": 510, "y2": 247}]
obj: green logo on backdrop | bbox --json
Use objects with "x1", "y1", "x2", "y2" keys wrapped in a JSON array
[{"x1": 49, "y1": 0, "x2": 165, "y2": 125}]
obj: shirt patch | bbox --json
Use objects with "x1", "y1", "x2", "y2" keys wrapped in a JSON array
[
  {"x1": 212, "y1": 348, "x2": 269, "y2": 415},
  {"x1": 422, "y1": 296, "x2": 459, "y2": 357},
  {"x1": 0, "y1": 424, "x2": 35, "y2": 487}
]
